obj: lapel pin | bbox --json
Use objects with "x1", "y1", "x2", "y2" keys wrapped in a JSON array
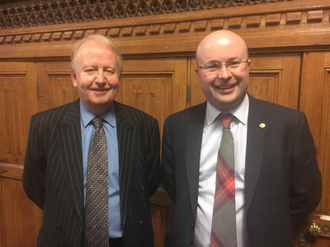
[{"x1": 259, "y1": 123, "x2": 266, "y2": 128}]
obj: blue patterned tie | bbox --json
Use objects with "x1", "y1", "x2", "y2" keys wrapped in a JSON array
[
  {"x1": 85, "y1": 116, "x2": 109, "y2": 247},
  {"x1": 211, "y1": 113, "x2": 237, "y2": 247}
]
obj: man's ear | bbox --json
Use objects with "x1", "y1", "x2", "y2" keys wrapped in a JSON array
[{"x1": 71, "y1": 71, "x2": 78, "y2": 88}]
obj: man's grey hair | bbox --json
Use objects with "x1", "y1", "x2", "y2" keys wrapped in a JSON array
[{"x1": 70, "y1": 34, "x2": 123, "y2": 74}]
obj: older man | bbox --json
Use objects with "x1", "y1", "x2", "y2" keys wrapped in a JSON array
[
  {"x1": 161, "y1": 30, "x2": 322, "y2": 247},
  {"x1": 23, "y1": 34, "x2": 160, "y2": 247}
]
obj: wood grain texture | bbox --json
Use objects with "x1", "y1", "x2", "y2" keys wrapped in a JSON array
[{"x1": 0, "y1": 0, "x2": 329, "y2": 59}]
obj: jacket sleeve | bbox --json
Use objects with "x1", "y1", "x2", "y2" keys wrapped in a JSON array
[
  {"x1": 161, "y1": 118, "x2": 176, "y2": 203},
  {"x1": 146, "y1": 117, "x2": 161, "y2": 197},
  {"x1": 22, "y1": 115, "x2": 46, "y2": 209},
  {"x1": 289, "y1": 112, "x2": 322, "y2": 226}
]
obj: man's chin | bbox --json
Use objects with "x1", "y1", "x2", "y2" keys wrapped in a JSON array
[
  {"x1": 91, "y1": 99, "x2": 113, "y2": 106},
  {"x1": 211, "y1": 96, "x2": 242, "y2": 111}
]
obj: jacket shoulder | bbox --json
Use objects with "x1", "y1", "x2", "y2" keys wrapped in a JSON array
[
  {"x1": 30, "y1": 101, "x2": 79, "y2": 126},
  {"x1": 114, "y1": 101, "x2": 157, "y2": 123},
  {"x1": 250, "y1": 96, "x2": 304, "y2": 117},
  {"x1": 165, "y1": 102, "x2": 206, "y2": 123}
]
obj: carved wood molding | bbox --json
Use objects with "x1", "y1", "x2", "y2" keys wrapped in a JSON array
[
  {"x1": 0, "y1": 0, "x2": 293, "y2": 30},
  {"x1": 0, "y1": 0, "x2": 329, "y2": 58},
  {"x1": 0, "y1": 8, "x2": 328, "y2": 45}
]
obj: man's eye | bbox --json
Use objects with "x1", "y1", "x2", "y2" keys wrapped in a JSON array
[
  {"x1": 228, "y1": 61, "x2": 241, "y2": 67},
  {"x1": 206, "y1": 64, "x2": 220, "y2": 70},
  {"x1": 105, "y1": 70, "x2": 115, "y2": 74}
]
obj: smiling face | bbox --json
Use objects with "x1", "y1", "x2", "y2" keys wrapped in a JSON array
[
  {"x1": 71, "y1": 40, "x2": 120, "y2": 115},
  {"x1": 195, "y1": 30, "x2": 251, "y2": 112}
]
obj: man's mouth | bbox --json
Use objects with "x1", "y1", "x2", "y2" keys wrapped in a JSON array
[
  {"x1": 91, "y1": 88, "x2": 109, "y2": 91},
  {"x1": 216, "y1": 84, "x2": 235, "y2": 90}
]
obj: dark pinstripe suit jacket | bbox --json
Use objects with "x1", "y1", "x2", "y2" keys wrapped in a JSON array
[{"x1": 23, "y1": 99, "x2": 160, "y2": 247}]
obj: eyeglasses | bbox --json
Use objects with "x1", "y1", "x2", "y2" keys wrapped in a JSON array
[{"x1": 198, "y1": 60, "x2": 249, "y2": 74}]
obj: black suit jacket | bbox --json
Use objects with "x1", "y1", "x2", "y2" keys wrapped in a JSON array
[
  {"x1": 23, "y1": 99, "x2": 160, "y2": 247},
  {"x1": 161, "y1": 95, "x2": 322, "y2": 247}
]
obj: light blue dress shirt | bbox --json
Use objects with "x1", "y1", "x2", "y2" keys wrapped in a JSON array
[{"x1": 80, "y1": 101, "x2": 122, "y2": 238}]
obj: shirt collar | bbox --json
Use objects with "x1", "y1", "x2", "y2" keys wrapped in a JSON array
[
  {"x1": 80, "y1": 100, "x2": 116, "y2": 128},
  {"x1": 205, "y1": 94, "x2": 249, "y2": 126}
]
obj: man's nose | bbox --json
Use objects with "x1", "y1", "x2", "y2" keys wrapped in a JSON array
[
  {"x1": 95, "y1": 71, "x2": 105, "y2": 82},
  {"x1": 217, "y1": 65, "x2": 232, "y2": 79}
]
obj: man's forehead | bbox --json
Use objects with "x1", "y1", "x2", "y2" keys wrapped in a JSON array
[
  {"x1": 77, "y1": 40, "x2": 111, "y2": 55},
  {"x1": 202, "y1": 36, "x2": 240, "y2": 48},
  {"x1": 199, "y1": 39, "x2": 247, "y2": 56},
  {"x1": 217, "y1": 38, "x2": 230, "y2": 46}
]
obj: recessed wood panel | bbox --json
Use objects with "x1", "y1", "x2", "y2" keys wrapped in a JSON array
[
  {"x1": 251, "y1": 55, "x2": 301, "y2": 109},
  {"x1": 37, "y1": 61, "x2": 74, "y2": 111},
  {"x1": 299, "y1": 52, "x2": 330, "y2": 246},
  {"x1": 0, "y1": 75, "x2": 26, "y2": 164},
  {"x1": 1, "y1": 176, "x2": 42, "y2": 247},
  {"x1": 120, "y1": 75, "x2": 172, "y2": 134},
  {"x1": 248, "y1": 71, "x2": 280, "y2": 104},
  {"x1": 49, "y1": 74, "x2": 79, "y2": 108},
  {"x1": 0, "y1": 62, "x2": 38, "y2": 165},
  {"x1": 119, "y1": 58, "x2": 187, "y2": 134}
]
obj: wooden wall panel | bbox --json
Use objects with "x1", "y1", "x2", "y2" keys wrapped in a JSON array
[
  {"x1": 0, "y1": 62, "x2": 38, "y2": 166},
  {"x1": 50, "y1": 74, "x2": 78, "y2": 108},
  {"x1": 249, "y1": 54, "x2": 301, "y2": 109},
  {"x1": 0, "y1": 163, "x2": 43, "y2": 247},
  {"x1": 2, "y1": 177, "x2": 42, "y2": 247},
  {"x1": 120, "y1": 74, "x2": 172, "y2": 127},
  {"x1": 301, "y1": 52, "x2": 330, "y2": 245},
  {"x1": 120, "y1": 58, "x2": 187, "y2": 134},
  {"x1": 37, "y1": 61, "x2": 74, "y2": 111}
]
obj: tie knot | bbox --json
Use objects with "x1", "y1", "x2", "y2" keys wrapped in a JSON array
[
  {"x1": 92, "y1": 116, "x2": 103, "y2": 128},
  {"x1": 218, "y1": 113, "x2": 233, "y2": 129}
]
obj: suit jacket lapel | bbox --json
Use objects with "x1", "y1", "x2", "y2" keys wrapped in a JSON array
[
  {"x1": 57, "y1": 99, "x2": 84, "y2": 225},
  {"x1": 186, "y1": 102, "x2": 206, "y2": 219},
  {"x1": 114, "y1": 102, "x2": 134, "y2": 229},
  {"x1": 245, "y1": 95, "x2": 267, "y2": 213}
]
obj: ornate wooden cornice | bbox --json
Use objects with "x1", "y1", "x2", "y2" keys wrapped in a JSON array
[
  {"x1": 0, "y1": 4, "x2": 327, "y2": 45},
  {"x1": 0, "y1": 0, "x2": 292, "y2": 30},
  {"x1": 0, "y1": 0, "x2": 329, "y2": 58}
]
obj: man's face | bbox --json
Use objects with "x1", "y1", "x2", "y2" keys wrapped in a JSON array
[
  {"x1": 196, "y1": 31, "x2": 250, "y2": 112},
  {"x1": 71, "y1": 40, "x2": 120, "y2": 115}
]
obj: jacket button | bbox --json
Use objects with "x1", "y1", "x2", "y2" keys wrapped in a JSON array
[
  {"x1": 191, "y1": 223, "x2": 194, "y2": 227},
  {"x1": 56, "y1": 225, "x2": 62, "y2": 230},
  {"x1": 138, "y1": 220, "x2": 143, "y2": 225},
  {"x1": 52, "y1": 187, "x2": 57, "y2": 194},
  {"x1": 140, "y1": 185, "x2": 145, "y2": 192}
]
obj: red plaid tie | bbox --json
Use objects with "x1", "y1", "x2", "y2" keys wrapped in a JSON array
[
  {"x1": 84, "y1": 116, "x2": 109, "y2": 247},
  {"x1": 211, "y1": 113, "x2": 237, "y2": 247}
]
